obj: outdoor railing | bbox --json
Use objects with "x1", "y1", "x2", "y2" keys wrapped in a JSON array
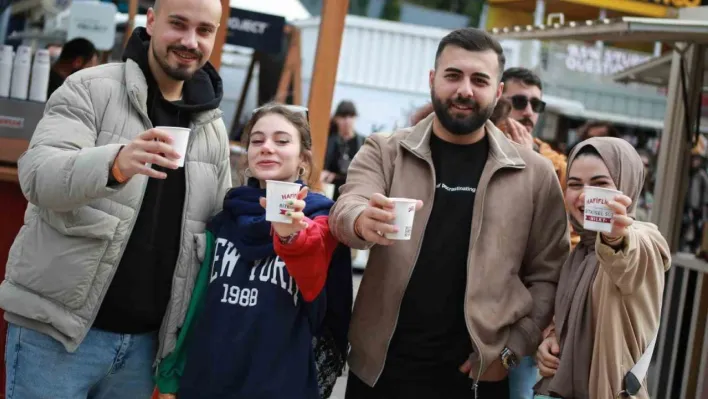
[{"x1": 650, "y1": 252, "x2": 708, "y2": 399}]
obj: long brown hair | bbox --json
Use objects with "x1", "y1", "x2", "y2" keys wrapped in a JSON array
[{"x1": 241, "y1": 102, "x2": 314, "y2": 185}]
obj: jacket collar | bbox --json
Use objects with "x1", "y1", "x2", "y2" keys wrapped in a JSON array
[
  {"x1": 124, "y1": 59, "x2": 223, "y2": 126},
  {"x1": 401, "y1": 112, "x2": 526, "y2": 168}
]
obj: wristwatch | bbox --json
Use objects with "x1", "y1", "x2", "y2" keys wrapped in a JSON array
[{"x1": 500, "y1": 347, "x2": 518, "y2": 370}]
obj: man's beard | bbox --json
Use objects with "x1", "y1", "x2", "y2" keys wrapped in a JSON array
[
  {"x1": 431, "y1": 90, "x2": 495, "y2": 136},
  {"x1": 153, "y1": 45, "x2": 203, "y2": 81}
]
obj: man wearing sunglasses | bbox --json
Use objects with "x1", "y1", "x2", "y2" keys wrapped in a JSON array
[
  {"x1": 501, "y1": 68, "x2": 567, "y2": 189},
  {"x1": 500, "y1": 68, "x2": 575, "y2": 399}
]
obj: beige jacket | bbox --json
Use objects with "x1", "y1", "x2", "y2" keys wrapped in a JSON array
[
  {"x1": 329, "y1": 114, "x2": 570, "y2": 385},
  {"x1": 2, "y1": 60, "x2": 231, "y2": 360},
  {"x1": 591, "y1": 222, "x2": 671, "y2": 398}
]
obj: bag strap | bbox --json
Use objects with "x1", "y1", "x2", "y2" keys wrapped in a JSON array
[{"x1": 621, "y1": 329, "x2": 658, "y2": 396}]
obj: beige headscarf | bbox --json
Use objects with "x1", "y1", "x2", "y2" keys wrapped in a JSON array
[{"x1": 538, "y1": 137, "x2": 645, "y2": 399}]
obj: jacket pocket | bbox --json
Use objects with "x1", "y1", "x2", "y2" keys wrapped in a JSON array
[{"x1": 7, "y1": 207, "x2": 120, "y2": 310}]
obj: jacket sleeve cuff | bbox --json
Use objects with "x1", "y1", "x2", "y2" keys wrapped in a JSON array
[
  {"x1": 339, "y1": 204, "x2": 373, "y2": 250},
  {"x1": 156, "y1": 372, "x2": 180, "y2": 395},
  {"x1": 75, "y1": 143, "x2": 125, "y2": 196},
  {"x1": 506, "y1": 317, "x2": 541, "y2": 359}
]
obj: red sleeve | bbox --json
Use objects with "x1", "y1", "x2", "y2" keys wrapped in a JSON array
[{"x1": 273, "y1": 215, "x2": 339, "y2": 302}]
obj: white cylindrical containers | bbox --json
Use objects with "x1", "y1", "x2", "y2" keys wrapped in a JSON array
[
  {"x1": 0, "y1": 45, "x2": 13, "y2": 97},
  {"x1": 29, "y1": 49, "x2": 51, "y2": 102},
  {"x1": 10, "y1": 45, "x2": 32, "y2": 100}
]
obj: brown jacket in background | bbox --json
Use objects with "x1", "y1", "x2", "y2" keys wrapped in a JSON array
[{"x1": 329, "y1": 114, "x2": 570, "y2": 386}]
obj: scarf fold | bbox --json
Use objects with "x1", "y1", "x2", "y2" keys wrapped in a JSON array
[
  {"x1": 215, "y1": 178, "x2": 333, "y2": 262},
  {"x1": 536, "y1": 137, "x2": 645, "y2": 399}
]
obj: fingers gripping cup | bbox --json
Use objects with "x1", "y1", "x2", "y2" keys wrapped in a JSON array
[
  {"x1": 583, "y1": 186, "x2": 622, "y2": 234},
  {"x1": 156, "y1": 126, "x2": 191, "y2": 167},
  {"x1": 266, "y1": 180, "x2": 302, "y2": 223},
  {"x1": 385, "y1": 198, "x2": 418, "y2": 240}
]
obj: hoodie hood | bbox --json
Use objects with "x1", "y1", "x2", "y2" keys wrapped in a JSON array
[{"x1": 122, "y1": 27, "x2": 223, "y2": 112}]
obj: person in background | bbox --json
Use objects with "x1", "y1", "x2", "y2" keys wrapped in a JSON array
[
  {"x1": 155, "y1": 103, "x2": 352, "y2": 399},
  {"x1": 1, "y1": 0, "x2": 231, "y2": 397},
  {"x1": 681, "y1": 136, "x2": 708, "y2": 253},
  {"x1": 47, "y1": 37, "x2": 99, "y2": 98},
  {"x1": 333, "y1": 27, "x2": 569, "y2": 399},
  {"x1": 321, "y1": 100, "x2": 365, "y2": 200},
  {"x1": 500, "y1": 67, "x2": 567, "y2": 189},
  {"x1": 567, "y1": 121, "x2": 619, "y2": 155},
  {"x1": 410, "y1": 102, "x2": 434, "y2": 126},
  {"x1": 535, "y1": 137, "x2": 671, "y2": 399},
  {"x1": 635, "y1": 149, "x2": 655, "y2": 223}
]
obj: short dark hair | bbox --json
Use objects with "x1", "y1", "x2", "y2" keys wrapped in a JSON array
[
  {"x1": 581, "y1": 120, "x2": 619, "y2": 140},
  {"x1": 490, "y1": 97, "x2": 512, "y2": 125},
  {"x1": 501, "y1": 67, "x2": 543, "y2": 91},
  {"x1": 435, "y1": 28, "x2": 505, "y2": 75},
  {"x1": 334, "y1": 100, "x2": 357, "y2": 118},
  {"x1": 58, "y1": 38, "x2": 98, "y2": 63}
]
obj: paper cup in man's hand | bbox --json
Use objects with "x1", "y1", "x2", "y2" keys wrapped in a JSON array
[
  {"x1": 385, "y1": 198, "x2": 418, "y2": 240},
  {"x1": 156, "y1": 126, "x2": 191, "y2": 167}
]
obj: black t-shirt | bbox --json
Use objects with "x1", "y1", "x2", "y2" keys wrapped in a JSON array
[{"x1": 382, "y1": 131, "x2": 489, "y2": 382}]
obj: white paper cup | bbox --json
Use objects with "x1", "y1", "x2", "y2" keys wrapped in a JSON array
[
  {"x1": 156, "y1": 126, "x2": 191, "y2": 167},
  {"x1": 583, "y1": 186, "x2": 622, "y2": 233},
  {"x1": 266, "y1": 180, "x2": 302, "y2": 223},
  {"x1": 385, "y1": 198, "x2": 418, "y2": 240}
]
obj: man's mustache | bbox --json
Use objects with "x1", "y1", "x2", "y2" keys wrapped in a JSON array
[
  {"x1": 168, "y1": 45, "x2": 203, "y2": 59},
  {"x1": 448, "y1": 97, "x2": 479, "y2": 110},
  {"x1": 518, "y1": 117, "x2": 534, "y2": 128}
]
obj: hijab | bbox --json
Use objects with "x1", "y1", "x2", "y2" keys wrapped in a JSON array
[{"x1": 543, "y1": 137, "x2": 645, "y2": 398}]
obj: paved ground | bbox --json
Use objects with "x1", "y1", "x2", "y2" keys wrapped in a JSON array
[{"x1": 330, "y1": 270, "x2": 363, "y2": 398}]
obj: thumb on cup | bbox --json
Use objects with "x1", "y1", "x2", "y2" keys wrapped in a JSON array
[
  {"x1": 415, "y1": 200, "x2": 424, "y2": 211},
  {"x1": 259, "y1": 197, "x2": 267, "y2": 209}
]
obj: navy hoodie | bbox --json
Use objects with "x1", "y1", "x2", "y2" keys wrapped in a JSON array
[{"x1": 178, "y1": 179, "x2": 352, "y2": 399}]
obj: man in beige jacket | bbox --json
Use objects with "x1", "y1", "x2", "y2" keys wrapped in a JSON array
[{"x1": 330, "y1": 28, "x2": 570, "y2": 399}]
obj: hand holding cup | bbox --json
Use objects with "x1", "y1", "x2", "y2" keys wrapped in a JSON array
[
  {"x1": 113, "y1": 128, "x2": 182, "y2": 180},
  {"x1": 354, "y1": 193, "x2": 423, "y2": 246},
  {"x1": 261, "y1": 186, "x2": 309, "y2": 239},
  {"x1": 581, "y1": 188, "x2": 633, "y2": 241}
]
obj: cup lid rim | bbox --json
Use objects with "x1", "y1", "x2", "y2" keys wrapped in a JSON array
[
  {"x1": 583, "y1": 186, "x2": 621, "y2": 194},
  {"x1": 265, "y1": 180, "x2": 302, "y2": 187},
  {"x1": 154, "y1": 126, "x2": 192, "y2": 132}
]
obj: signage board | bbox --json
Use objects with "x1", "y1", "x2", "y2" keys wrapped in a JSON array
[{"x1": 226, "y1": 8, "x2": 285, "y2": 54}]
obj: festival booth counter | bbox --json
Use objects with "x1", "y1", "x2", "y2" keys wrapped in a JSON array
[{"x1": 491, "y1": 11, "x2": 708, "y2": 399}]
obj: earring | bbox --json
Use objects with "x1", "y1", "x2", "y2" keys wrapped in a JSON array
[
  {"x1": 244, "y1": 168, "x2": 252, "y2": 178},
  {"x1": 298, "y1": 166, "x2": 306, "y2": 177}
]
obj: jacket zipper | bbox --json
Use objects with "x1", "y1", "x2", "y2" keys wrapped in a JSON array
[
  {"x1": 154, "y1": 112, "x2": 223, "y2": 371},
  {"x1": 392, "y1": 142, "x2": 523, "y2": 397},
  {"x1": 373, "y1": 145, "x2": 436, "y2": 385},
  {"x1": 465, "y1": 161, "x2": 525, "y2": 398}
]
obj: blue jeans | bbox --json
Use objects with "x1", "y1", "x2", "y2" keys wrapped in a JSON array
[
  {"x1": 508, "y1": 356, "x2": 538, "y2": 399},
  {"x1": 5, "y1": 323, "x2": 157, "y2": 399}
]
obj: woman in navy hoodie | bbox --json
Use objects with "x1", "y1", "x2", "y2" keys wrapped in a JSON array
[{"x1": 156, "y1": 103, "x2": 353, "y2": 399}]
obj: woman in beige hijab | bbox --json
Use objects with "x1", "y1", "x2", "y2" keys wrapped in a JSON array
[{"x1": 535, "y1": 137, "x2": 671, "y2": 399}]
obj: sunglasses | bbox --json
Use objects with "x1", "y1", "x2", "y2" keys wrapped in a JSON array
[
  {"x1": 253, "y1": 104, "x2": 310, "y2": 123},
  {"x1": 510, "y1": 95, "x2": 546, "y2": 113}
]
